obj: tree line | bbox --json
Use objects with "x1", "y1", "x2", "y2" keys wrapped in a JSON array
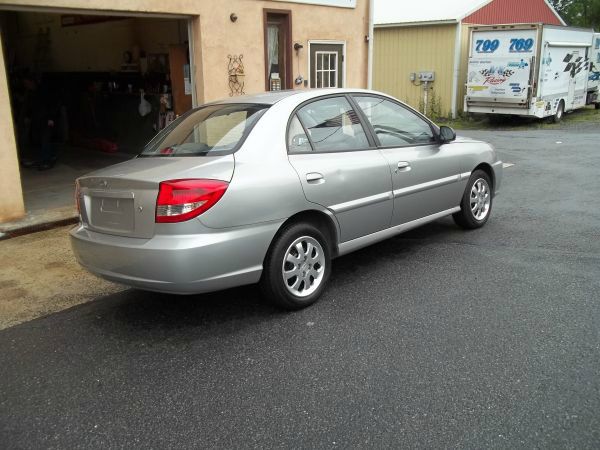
[{"x1": 550, "y1": 0, "x2": 600, "y2": 29}]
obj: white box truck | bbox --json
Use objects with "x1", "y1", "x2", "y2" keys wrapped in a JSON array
[
  {"x1": 464, "y1": 24, "x2": 600, "y2": 121},
  {"x1": 588, "y1": 33, "x2": 600, "y2": 107}
]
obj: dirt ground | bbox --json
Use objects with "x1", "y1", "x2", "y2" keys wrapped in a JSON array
[{"x1": 0, "y1": 225, "x2": 125, "y2": 330}]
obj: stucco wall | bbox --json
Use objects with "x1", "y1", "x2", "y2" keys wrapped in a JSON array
[
  {"x1": 373, "y1": 24, "x2": 457, "y2": 118},
  {"x1": 0, "y1": 28, "x2": 25, "y2": 222}
]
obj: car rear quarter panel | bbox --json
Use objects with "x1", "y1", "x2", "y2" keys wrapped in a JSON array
[{"x1": 197, "y1": 100, "x2": 338, "y2": 231}]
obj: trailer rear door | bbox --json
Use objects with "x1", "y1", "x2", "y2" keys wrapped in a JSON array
[{"x1": 466, "y1": 28, "x2": 537, "y2": 106}]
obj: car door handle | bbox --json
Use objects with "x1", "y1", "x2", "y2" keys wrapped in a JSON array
[
  {"x1": 396, "y1": 161, "x2": 411, "y2": 172},
  {"x1": 306, "y1": 172, "x2": 325, "y2": 183}
]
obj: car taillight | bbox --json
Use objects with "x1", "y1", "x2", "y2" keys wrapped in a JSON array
[{"x1": 155, "y1": 179, "x2": 228, "y2": 223}]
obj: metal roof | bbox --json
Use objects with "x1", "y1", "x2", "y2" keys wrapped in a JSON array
[{"x1": 374, "y1": 0, "x2": 565, "y2": 27}]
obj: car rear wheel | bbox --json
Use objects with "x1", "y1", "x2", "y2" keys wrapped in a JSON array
[
  {"x1": 260, "y1": 222, "x2": 331, "y2": 310},
  {"x1": 453, "y1": 170, "x2": 493, "y2": 229}
]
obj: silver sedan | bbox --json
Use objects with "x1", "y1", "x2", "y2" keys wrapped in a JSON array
[{"x1": 71, "y1": 89, "x2": 502, "y2": 309}]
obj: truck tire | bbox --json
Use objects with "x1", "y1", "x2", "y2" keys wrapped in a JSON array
[{"x1": 552, "y1": 100, "x2": 565, "y2": 123}]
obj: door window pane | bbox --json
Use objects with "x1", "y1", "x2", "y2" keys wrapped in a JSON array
[
  {"x1": 287, "y1": 115, "x2": 312, "y2": 153},
  {"x1": 314, "y1": 51, "x2": 338, "y2": 88},
  {"x1": 354, "y1": 96, "x2": 435, "y2": 147},
  {"x1": 297, "y1": 97, "x2": 369, "y2": 152}
]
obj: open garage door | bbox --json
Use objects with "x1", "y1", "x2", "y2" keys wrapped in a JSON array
[{"x1": 0, "y1": 7, "x2": 196, "y2": 223}]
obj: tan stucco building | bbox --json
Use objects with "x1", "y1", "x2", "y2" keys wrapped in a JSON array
[{"x1": 0, "y1": 0, "x2": 371, "y2": 223}]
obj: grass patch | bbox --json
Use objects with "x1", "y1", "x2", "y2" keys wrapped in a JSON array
[{"x1": 436, "y1": 105, "x2": 600, "y2": 131}]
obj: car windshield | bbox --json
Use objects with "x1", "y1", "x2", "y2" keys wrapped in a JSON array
[{"x1": 140, "y1": 103, "x2": 268, "y2": 157}]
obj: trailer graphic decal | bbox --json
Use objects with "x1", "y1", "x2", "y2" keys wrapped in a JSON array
[
  {"x1": 510, "y1": 83, "x2": 525, "y2": 94},
  {"x1": 480, "y1": 67, "x2": 515, "y2": 85},
  {"x1": 467, "y1": 57, "x2": 532, "y2": 99},
  {"x1": 563, "y1": 53, "x2": 588, "y2": 78}
]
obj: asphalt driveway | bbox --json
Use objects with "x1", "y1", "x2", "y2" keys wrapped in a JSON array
[{"x1": 1, "y1": 128, "x2": 599, "y2": 449}]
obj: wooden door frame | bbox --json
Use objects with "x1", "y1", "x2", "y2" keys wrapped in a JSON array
[
  {"x1": 307, "y1": 40, "x2": 347, "y2": 88},
  {"x1": 263, "y1": 9, "x2": 293, "y2": 91}
]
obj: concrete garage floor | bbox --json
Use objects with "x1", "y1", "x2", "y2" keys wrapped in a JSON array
[{"x1": 0, "y1": 127, "x2": 599, "y2": 448}]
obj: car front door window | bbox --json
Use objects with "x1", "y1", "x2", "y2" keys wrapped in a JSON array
[{"x1": 354, "y1": 96, "x2": 435, "y2": 147}]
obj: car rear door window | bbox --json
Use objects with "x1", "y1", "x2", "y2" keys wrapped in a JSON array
[
  {"x1": 288, "y1": 115, "x2": 312, "y2": 153},
  {"x1": 296, "y1": 96, "x2": 370, "y2": 152},
  {"x1": 354, "y1": 96, "x2": 435, "y2": 147}
]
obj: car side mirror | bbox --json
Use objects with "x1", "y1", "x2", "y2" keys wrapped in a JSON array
[{"x1": 439, "y1": 126, "x2": 456, "y2": 143}]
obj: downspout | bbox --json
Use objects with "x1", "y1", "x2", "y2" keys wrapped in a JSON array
[
  {"x1": 367, "y1": 0, "x2": 374, "y2": 89},
  {"x1": 450, "y1": 20, "x2": 462, "y2": 119}
]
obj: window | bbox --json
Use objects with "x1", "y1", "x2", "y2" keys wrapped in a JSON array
[
  {"x1": 288, "y1": 115, "x2": 312, "y2": 153},
  {"x1": 296, "y1": 97, "x2": 370, "y2": 152},
  {"x1": 315, "y1": 52, "x2": 338, "y2": 88},
  {"x1": 141, "y1": 104, "x2": 268, "y2": 156},
  {"x1": 354, "y1": 96, "x2": 435, "y2": 147}
]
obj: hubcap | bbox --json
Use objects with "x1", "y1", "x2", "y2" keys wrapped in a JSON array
[
  {"x1": 282, "y1": 236, "x2": 325, "y2": 298},
  {"x1": 469, "y1": 178, "x2": 491, "y2": 221}
]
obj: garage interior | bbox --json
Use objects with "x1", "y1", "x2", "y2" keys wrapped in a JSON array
[{"x1": 0, "y1": 10, "x2": 194, "y2": 218}]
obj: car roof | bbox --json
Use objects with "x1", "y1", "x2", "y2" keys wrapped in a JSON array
[
  {"x1": 207, "y1": 88, "x2": 383, "y2": 106},
  {"x1": 208, "y1": 90, "x2": 303, "y2": 106}
]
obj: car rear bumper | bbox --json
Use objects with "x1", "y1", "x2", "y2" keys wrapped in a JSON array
[{"x1": 70, "y1": 221, "x2": 282, "y2": 294}]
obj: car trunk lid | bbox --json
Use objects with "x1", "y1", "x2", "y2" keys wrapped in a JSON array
[{"x1": 77, "y1": 155, "x2": 234, "y2": 238}]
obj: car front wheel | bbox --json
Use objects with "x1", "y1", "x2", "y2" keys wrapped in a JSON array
[
  {"x1": 260, "y1": 222, "x2": 331, "y2": 310},
  {"x1": 453, "y1": 170, "x2": 493, "y2": 229}
]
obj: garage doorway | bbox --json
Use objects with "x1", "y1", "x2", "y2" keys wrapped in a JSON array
[{"x1": 0, "y1": 9, "x2": 195, "y2": 218}]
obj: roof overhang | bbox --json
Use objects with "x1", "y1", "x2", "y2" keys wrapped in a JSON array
[{"x1": 375, "y1": 19, "x2": 458, "y2": 29}]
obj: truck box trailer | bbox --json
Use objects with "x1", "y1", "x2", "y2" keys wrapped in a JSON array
[
  {"x1": 588, "y1": 33, "x2": 600, "y2": 108},
  {"x1": 464, "y1": 24, "x2": 599, "y2": 121}
]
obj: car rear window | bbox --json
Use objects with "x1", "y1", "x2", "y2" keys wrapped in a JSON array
[{"x1": 140, "y1": 104, "x2": 268, "y2": 157}]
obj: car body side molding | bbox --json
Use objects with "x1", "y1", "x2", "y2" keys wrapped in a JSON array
[
  {"x1": 392, "y1": 174, "x2": 463, "y2": 199},
  {"x1": 337, "y1": 207, "x2": 461, "y2": 257}
]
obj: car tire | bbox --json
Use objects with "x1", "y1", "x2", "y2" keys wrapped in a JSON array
[
  {"x1": 260, "y1": 222, "x2": 331, "y2": 310},
  {"x1": 552, "y1": 100, "x2": 565, "y2": 123},
  {"x1": 453, "y1": 170, "x2": 493, "y2": 230}
]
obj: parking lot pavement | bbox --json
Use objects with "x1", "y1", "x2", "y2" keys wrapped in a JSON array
[{"x1": 1, "y1": 129, "x2": 599, "y2": 448}]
